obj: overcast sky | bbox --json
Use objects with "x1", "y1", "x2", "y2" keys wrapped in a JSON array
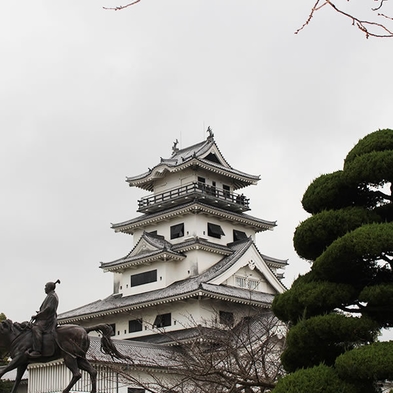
[{"x1": 1, "y1": 1, "x2": 392, "y2": 325}]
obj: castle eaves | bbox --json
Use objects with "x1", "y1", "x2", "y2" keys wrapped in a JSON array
[{"x1": 111, "y1": 200, "x2": 276, "y2": 234}]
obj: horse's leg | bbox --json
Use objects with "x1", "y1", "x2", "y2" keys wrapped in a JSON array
[
  {"x1": 0, "y1": 354, "x2": 26, "y2": 378},
  {"x1": 62, "y1": 354, "x2": 82, "y2": 393},
  {"x1": 10, "y1": 364, "x2": 27, "y2": 393},
  {"x1": 77, "y1": 357, "x2": 97, "y2": 393}
]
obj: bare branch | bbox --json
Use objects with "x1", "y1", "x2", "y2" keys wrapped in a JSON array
[
  {"x1": 295, "y1": 0, "x2": 329, "y2": 34},
  {"x1": 103, "y1": 0, "x2": 141, "y2": 11},
  {"x1": 372, "y1": 0, "x2": 388, "y2": 12},
  {"x1": 300, "y1": 0, "x2": 393, "y2": 38},
  {"x1": 105, "y1": 310, "x2": 286, "y2": 393}
]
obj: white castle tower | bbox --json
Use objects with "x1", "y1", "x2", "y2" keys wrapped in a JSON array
[{"x1": 58, "y1": 131, "x2": 287, "y2": 343}]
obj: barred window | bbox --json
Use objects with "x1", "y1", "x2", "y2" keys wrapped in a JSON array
[
  {"x1": 129, "y1": 319, "x2": 143, "y2": 333},
  {"x1": 131, "y1": 270, "x2": 157, "y2": 287},
  {"x1": 236, "y1": 276, "x2": 260, "y2": 290}
]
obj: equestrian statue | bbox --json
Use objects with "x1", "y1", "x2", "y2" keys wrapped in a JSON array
[{"x1": 0, "y1": 280, "x2": 129, "y2": 393}]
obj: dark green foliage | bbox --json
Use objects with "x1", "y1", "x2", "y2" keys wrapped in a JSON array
[
  {"x1": 281, "y1": 314, "x2": 377, "y2": 372},
  {"x1": 294, "y1": 207, "x2": 381, "y2": 261},
  {"x1": 301, "y1": 171, "x2": 360, "y2": 214},
  {"x1": 272, "y1": 279, "x2": 356, "y2": 324},
  {"x1": 359, "y1": 284, "x2": 393, "y2": 326},
  {"x1": 344, "y1": 129, "x2": 393, "y2": 166},
  {"x1": 312, "y1": 222, "x2": 393, "y2": 286},
  {"x1": 272, "y1": 129, "x2": 393, "y2": 393},
  {"x1": 345, "y1": 150, "x2": 393, "y2": 186},
  {"x1": 273, "y1": 364, "x2": 360, "y2": 393},
  {"x1": 336, "y1": 341, "x2": 393, "y2": 381},
  {"x1": 0, "y1": 380, "x2": 14, "y2": 393}
]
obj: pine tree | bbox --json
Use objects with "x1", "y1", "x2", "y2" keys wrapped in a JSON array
[{"x1": 273, "y1": 129, "x2": 393, "y2": 392}]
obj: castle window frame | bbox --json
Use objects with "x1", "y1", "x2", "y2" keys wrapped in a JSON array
[
  {"x1": 235, "y1": 276, "x2": 260, "y2": 290},
  {"x1": 219, "y1": 311, "x2": 234, "y2": 327},
  {"x1": 154, "y1": 313, "x2": 171, "y2": 328},
  {"x1": 223, "y1": 184, "x2": 230, "y2": 198},
  {"x1": 170, "y1": 223, "x2": 184, "y2": 239},
  {"x1": 129, "y1": 319, "x2": 143, "y2": 333},
  {"x1": 207, "y1": 222, "x2": 225, "y2": 239},
  {"x1": 233, "y1": 229, "x2": 248, "y2": 241},
  {"x1": 131, "y1": 270, "x2": 157, "y2": 287}
]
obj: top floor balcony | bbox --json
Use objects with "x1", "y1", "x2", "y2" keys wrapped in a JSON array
[{"x1": 137, "y1": 182, "x2": 250, "y2": 214}]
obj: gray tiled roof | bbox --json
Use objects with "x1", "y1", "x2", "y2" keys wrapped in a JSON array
[
  {"x1": 101, "y1": 232, "x2": 185, "y2": 270},
  {"x1": 58, "y1": 239, "x2": 274, "y2": 323},
  {"x1": 102, "y1": 233, "x2": 232, "y2": 270},
  {"x1": 87, "y1": 336, "x2": 181, "y2": 367},
  {"x1": 111, "y1": 200, "x2": 276, "y2": 232},
  {"x1": 126, "y1": 137, "x2": 260, "y2": 191},
  {"x1": 172, "y1": 237, "x2": 233, "y2": 254}
]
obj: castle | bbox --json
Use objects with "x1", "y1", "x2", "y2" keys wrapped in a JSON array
[{"x1": 29, "y1": 131, "x2": 287, "y2": 392}]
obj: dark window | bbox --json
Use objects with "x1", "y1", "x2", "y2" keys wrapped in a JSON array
[
  {"x1": 233, "y1": 230, "x2": 248, "y2": 241},
  {"x1": 109, "y1": 323, "x2": 116, "y2": 336},
  {"x1": 131, "y1": 270, "x2": 157, "y2": 287},
  {"x1": 208, "y1": 223, "x2": 225, "y2": 239},
  {"x1": 204, "y1": 152, "x2": 221, "y2": 164},
  {"x1": 223, "y1": 184, "x2": 230, "y2": 198},
  {"x1": 198, "y1": 177, "x2": 206, "y2": 191},
  {"x1": 219, "y1": 311, "x2": 234, "y2": 327},
  {"x1": 128, "y1": 389, "x2": 145, "y2": 393},
  {"x1": 129, "y1": 319, "x2": 143, "y2": 333},
  {"x1": 170, "y1": 223, "x2": 184, "y2": 239},
  {"x1": 154, "y1": 313, "x2": 171, "y2": 328}
]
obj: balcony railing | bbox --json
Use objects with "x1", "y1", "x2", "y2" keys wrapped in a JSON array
[{"x1": 137, "y1": 182, "x2": 250, "y2": 213}]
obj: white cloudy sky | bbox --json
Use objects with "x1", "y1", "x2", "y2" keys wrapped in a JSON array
[{"x1": 1, "y1": 0, "x2": 392, "y2": 323}]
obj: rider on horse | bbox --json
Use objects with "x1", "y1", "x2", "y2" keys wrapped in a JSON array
[{"x1": 28, "y1": 279, "x2": 60, "y2": 358}]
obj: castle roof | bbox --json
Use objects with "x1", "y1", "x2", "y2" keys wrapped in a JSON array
[
  {"x1": 126, "y1": 136, "x2": 260, "y2": 191},
  {"x1": 58, "y1": 238, "x2": 284, "y2": 324},
  {"x1": 111, "y1": 200, "x2": 276, "y2": 234},
  {"x1": 100, "y1": 231, "x2": 233, "y2": 272},
  {"x1": 100, "y1": 232, "x2": 186, "y2": 272}
]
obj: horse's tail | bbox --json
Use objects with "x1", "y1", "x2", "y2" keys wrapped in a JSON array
[{"x1": 85, "y1": 324, "x2": 130, "y2": 361}]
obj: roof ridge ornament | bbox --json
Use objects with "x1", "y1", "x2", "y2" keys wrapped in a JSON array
[
  {"x1": 206, "y1": 126, "x2": 214, "y2": 140},
  {"x1": 172, "y1": 139, "x2": 179, "y2": 154}
]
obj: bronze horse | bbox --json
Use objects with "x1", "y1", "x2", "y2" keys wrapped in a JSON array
[{"x1": 0, "y1": 319, "x2": 129, "y2": 393}]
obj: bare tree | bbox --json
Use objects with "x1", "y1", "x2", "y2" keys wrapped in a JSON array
[
  {"x1": 103, "y1": 0, "x2": 393, "y2": 38},
  {"x1": 102, "y1": 311, "x2": 286, "y2": 393},
  {"x1": 297, "y1": 0, "x2": 393, "y2": 38}
]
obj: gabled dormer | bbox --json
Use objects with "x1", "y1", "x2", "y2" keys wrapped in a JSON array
[{"x1": 100, "y1": 232, "x2": 186, "y2": 296}]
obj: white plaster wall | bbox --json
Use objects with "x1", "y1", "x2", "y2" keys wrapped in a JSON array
[
  {"x1": 76, "y1": 298, "x2": 246, "y2": 341},
  {"x1": 28, "y1": 361, "x2": 181, "y2": 393},
  {"x1": 133, "y1": 215, "x2": 255, "y2": 246}
]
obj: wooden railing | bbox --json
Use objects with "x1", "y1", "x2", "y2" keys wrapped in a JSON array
[{"x1": 137, "y1": 182, "x2": 250, "y2": 210}]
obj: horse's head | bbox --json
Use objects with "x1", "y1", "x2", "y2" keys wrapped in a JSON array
[
  {"x1": 0, "y1": 319, "x2": 14, "y2": 333},
  {"x1": 0, "y1": 319, "x2": 16, "y2": 349}
]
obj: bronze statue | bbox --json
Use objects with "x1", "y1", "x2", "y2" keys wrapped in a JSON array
[
  {"x1": 28, "y1": 279, "x2": 60, "y2": 358},
  {"x1": 0, "y1": 282, "x2": 129, "y2": 393}
]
